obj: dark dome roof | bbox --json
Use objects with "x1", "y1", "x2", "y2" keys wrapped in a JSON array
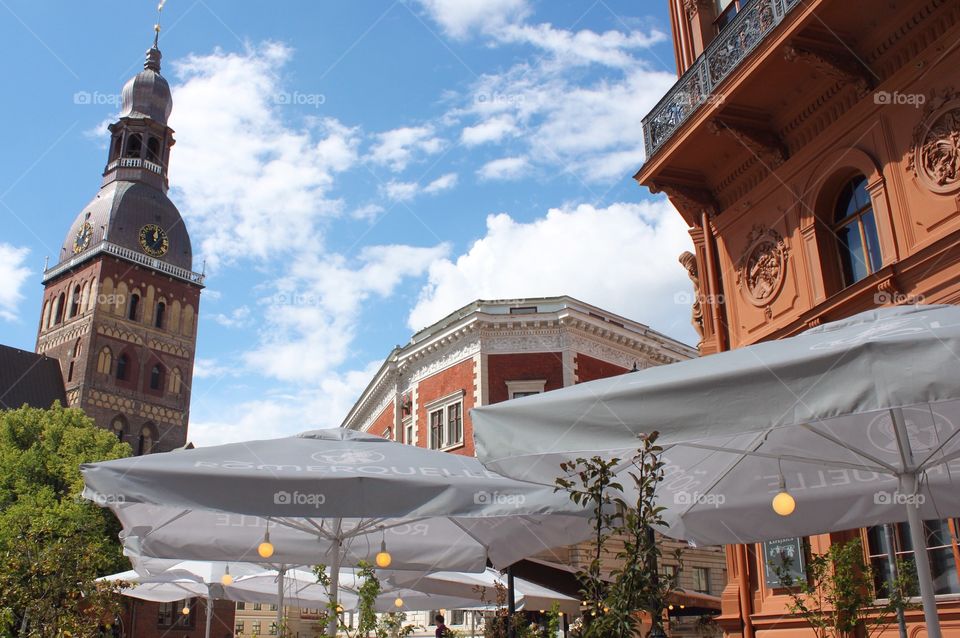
[
  {"x1": 63, "y1": 181, "x2": 193, "y2": 271},
  {"x1": 119, "y1": 48, "x2": 172, "y2": 124}
]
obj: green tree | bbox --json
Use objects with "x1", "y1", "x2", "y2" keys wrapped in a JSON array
[{"x1": 0, "y1": 404, "x2": 131, "y2": 636}]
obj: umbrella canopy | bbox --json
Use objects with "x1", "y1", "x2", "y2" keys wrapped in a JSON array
[
  {"x1": 472, "y1": 304, "x2": 960, "y2": 638},
  {"x1": 83, "y1": 428, "x2": 592, "y2": 636},
  {"x1": 384, "y1": 568, "x2": 579, "y2": 616}
]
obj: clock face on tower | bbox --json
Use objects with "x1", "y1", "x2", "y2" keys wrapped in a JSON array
[
  {"x1": 139, "y1": 224, "x2": 170, "y2": 257},
  {"x1": 73, "y1": 221, "x2": 92, "y2": 254}
]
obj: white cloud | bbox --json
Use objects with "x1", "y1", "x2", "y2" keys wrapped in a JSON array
[
  {"x1": 499, "y1": 23, "x2": 665, "y2": 69},
  {"x1": 351, "y1": 203, "x2": 385, "y2": 221},
  {"x1": 423, "y1": 172, "x2": 458, "y2": 194},
  {"x1": 367, "y1": 126, "x2": 444, "y2": 172},
  {"x1": 383, "y1": 173, "x2": 458, "y2": 201},
  {"x1": 245, "y1": 243, "x2": 450, "y2": 382},
  {"x1": 168, "y1": 42, "x2": 361, "y2": 269},
  {"x1": 192, "y1": 357, "x2": 231, "y2": 379},
  {"x1": 460, "y1": 115, "x2": 517, "y2": 146},
  {"x1": 409, "y1": 199, "x2": 697, "y2": 343},
  {"x1": 416, "y1": 0, "x2": 530, "y2": 39},
  {"x1": 212, "y1": 305, "x2": 251, "y2": 328},
  {"x1": 477, "y1": 156, "x2": 528, "y2": 181},
  {"x1": 0, "y1": 244, "x2": 31, "y2": 322}
]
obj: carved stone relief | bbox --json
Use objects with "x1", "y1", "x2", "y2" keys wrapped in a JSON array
[{"x1": 736, "y1": 225, "x2": 789, "y2": 308}]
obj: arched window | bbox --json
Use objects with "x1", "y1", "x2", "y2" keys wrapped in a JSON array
[
  {"x1": 67, "y1": 361, "x2": 74, "y2": 383},
  {"x1": 54, "y1": 293, "x2": 66, "y2": 325},
  {"x1": 833, "y1": 175, "x2": 881, "y2": 287},
  {"x1": 149, "y1": 364, "x2": 163, "y2": 391},
  {"x1": 146, "y1": 136, "x2": 161, "y2": 162},
  {"x1": 97, "y1": 347, "x2": 113, "y2": 375},
  {"x1": 168, "y1": 368, "x2": 183, "y2": 397},
  {"x1": 128, "y1": 293, "x2": 140, "y2": 321},
  {"x1": 124, "y1": 133, "x2": 142, "y2": 158},
  {"x1": 72, "y1": 339, "x2": 82, "y2": 358},
  {"x1": 155, "y1": 301, "x2": 166, "y2": 329},
  {"x1": 111, "y1": 416, "x2": 127, "y2": 441},
  {"x1": 116, "y1": 354, "x2": 129, "y2": 381},
  {"x1": 68, "y1": 284, "x2": 81, "y2": 318},
  {"x1": 110, "y1": 134, "x2": 122, "y2": 161},
  {"x1": 137, "y1": 425, "x2": 156, "y2": 455}
]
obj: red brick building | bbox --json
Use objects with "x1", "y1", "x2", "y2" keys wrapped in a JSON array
[
  {"x1": 341, "y1": 296, "x2": 696, "y2": 454},
  {"x1": 635, "y1": 0, "x2": 960, "y2": 635},
  {"x1": 119, "y1": 598, "x2": 236, "y2": 638}
]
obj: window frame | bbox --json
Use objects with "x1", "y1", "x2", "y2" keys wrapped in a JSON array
[
  {"x1": 832, "y1": 175, "x2": 882, "y2": 288},
  {"x1": 506, "y1": 379, "x2": 547, "y2": 400},
  {"x1": 424, "y1": 390, "x2": 466, "y2": 451},
  {"x1": 864, "y1": 519, "x2": 960, "y2": 598},
  {"x1": 692, "y1": 566, "x2": 711, "y2": 594}
]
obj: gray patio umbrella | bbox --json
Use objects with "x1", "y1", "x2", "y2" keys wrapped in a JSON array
[
  {"x1": 471, "y1": 304, "x2": 960, "y2": 638},
  {"x1": 83, "y1": 428, "x2": 592, "y2": 636}
]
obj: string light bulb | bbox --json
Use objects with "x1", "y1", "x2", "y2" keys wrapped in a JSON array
[
  {"x1": 181, "y1": 604, "x2": 190, "y2": 616},
  {"x1": 394, "y1": 597, "x2": 404, "y2": 608},
  {"x1": 772, "y1": 462, "x2": 796, "y2": 516},
  {"x1": 221, "y1": 565, "x2": 234, "y2": 586},
  {"x1": 258, "y1": 527, "x2": 275, "y2": 558},
  {"x1": 375, "y1": 527, "x2": 392, "y2": 568}
]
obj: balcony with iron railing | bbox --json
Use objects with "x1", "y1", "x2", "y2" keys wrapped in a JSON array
[
  {"x1": 43, "y1": 240, "x2": 205, "y2": 286},
  {"x1": 640, "y1": 0, "x2": 802, "y2": 160}
]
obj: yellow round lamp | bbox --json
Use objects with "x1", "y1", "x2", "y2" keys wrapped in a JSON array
[
  {"x1": 181, "y1": 605, "x2": 190, "y2": 616},
  {"x1": 258, "y1": 541, "x2": 275, "y2": 558},
  {"x1": 376, "y1": 550, "x2": 392, "y2": 568},
  {"x1": 772, "y1": 490, "x2": 796, "y2": 516},
  {"x1": 394, "y1": 597, "x2": 404, "y2": 608},
  {"x1": 221, "y1": 573, "x2": 234, "y2": 586}
]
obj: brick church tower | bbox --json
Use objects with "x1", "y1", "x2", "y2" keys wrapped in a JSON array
[{"x1": 35, "y1": 37, "x2": 203, "y2": 454}]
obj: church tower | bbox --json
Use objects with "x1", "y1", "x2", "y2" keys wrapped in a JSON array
[{"x1": 36, "y1": 35, "x2": 203, "y2": 454}]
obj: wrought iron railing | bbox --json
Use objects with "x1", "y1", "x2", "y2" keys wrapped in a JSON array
[
  {"x1": 641, "y1": 0, "x2": 802, "y2": 159},
  {"x1": 105, "y1": 157, "x2": 165, "y2": 175},
  {"x1": 42, "y1": 240, "x2": 205, "y2": 286}
]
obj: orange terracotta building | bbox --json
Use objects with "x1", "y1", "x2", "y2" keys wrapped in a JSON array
[{"x1": 635, "y1": 0, "x2": 960, "y2": 636}]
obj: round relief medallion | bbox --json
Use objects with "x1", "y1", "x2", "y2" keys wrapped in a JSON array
[
  {"x1": 908, "y1": 89, "x2": 960, "y2": 194},
  {"x1": 737, "y1": 226, "x2": 789, "y2": 307}
]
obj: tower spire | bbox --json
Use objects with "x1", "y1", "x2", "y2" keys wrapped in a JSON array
[{"x1": 153, "y1": 0, "x2": 166, "y2": 49}]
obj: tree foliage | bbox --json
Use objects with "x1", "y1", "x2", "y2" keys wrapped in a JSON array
[
  {"x1": 0, "y1": 404, "x2": 131, "y2": 637},
  {"x1": 556, "y1": 432, "x2": 680, "y2": 638},
  {"x1": 774, "y1": 537, "x2": 916, "y2": 638}
]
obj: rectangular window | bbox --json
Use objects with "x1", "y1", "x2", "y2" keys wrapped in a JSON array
[
  {"x1": 451, "y1": 610, "x2": 467, "y2": 625},
  {"x1": 158, "y1": 600, "x2": 193, "y2": 628},
  {"x1": 866, "y1": 519, "x2": 960, "y2": 596},
  {"x1": 403, "y1": 419, "x2": 414, "y2": 445},
  {"x1": 446, "y1": 402, "x2": 462, "y2": 448},
  {"x1": 427, "y1": 397, "x2": 464, "y2": 449},
  {"x1": 662, "y1": 563, "x2": 678, "y2": 581},
  {"x1": 693, "y1": 567, "x2": 710, "y2": 593},
  {"x1": 253, "y1": 603, "x2": 262, "y2": 611},
  {"x1": 252, "y1": 620, "x2": 261, "y2": 634},
  {"x1": 235, "y1": 621, "x2": 245, "y2": 634}
]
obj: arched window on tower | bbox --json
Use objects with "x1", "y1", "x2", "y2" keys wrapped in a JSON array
[
  {"x1": 68, "y1": 284, "x2": 81, "y2": 318},
  {"x1": 73, "y1": 339, "x2": 82, "y2": 358},
  {"x1": 137, "y1": 425, "x2": 156, "y2": 455},
  {"x1": 110, "y1": 134, "x2": 122, "y2": 161},
  {"x1": 146, "y1": 136, "x2": 161, "y2": 163},
  {"x1": 149, "y1": 364, "x2": 164, "y2": 391},
  {"x1": 54, "y1": 293, "x2": 66, "y2": 325},
  {"x1": 67, "y1": 361, "x2": 74, "y2": 383},
  {"x1": 833, "y1": 175, "x2": 882, "y2": 287},
  {"x1": 155, "y1": 301, "x2": 166, "y2": 329},
  {"x1": 111, "y1": 416, "x2": 127, "y2": 441},
  {"x1": 97, "y1": 347, "x2": 113, "y2": 375},
  {"x1": 128, "y1": 293, "x2": 140, "y2": 321},
  {"x1": 116, "y1": 354, "x2": 129, "y2": 381},
  {"x1": 124, "y1": 133, "x2": 142, "y2": 159},
  {"x1": 168, "y1": 367, "x2": 183, "y2": 397}
]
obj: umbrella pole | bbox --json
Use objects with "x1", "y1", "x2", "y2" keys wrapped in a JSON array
[
  {"x1": 893, "y1": 408, "x2": 942, "y2": 638},
  {"x1": 204, "y1": 594, "x2": 213, "y2": 638},
  {"x1": 327, "y1": 534, "x2": 342, "y2": 637},
  {"x1": 507, "y1": 566, "x2": 517, "y2": 638},
  {"x1": 883, "y1": 524, "x2": 908, "y2": 638},
  {"x1": 277, "y1": 567, "x2": 286, "y2": 635}
]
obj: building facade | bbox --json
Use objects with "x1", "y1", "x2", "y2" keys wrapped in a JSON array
[
  {"x1": 636, "y1": 0, "x2": 960, "y2": 635},
  {"x1": 34, "y1": 40, "x2": 203, "y2": 455},
  {"x1": 342, "y1": 297, "x2": 725, "y2": 634}
]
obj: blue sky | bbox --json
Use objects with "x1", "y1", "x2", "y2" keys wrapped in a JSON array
[{"x1": 0, "y1": 0, "x2": 697, "y2": 445}]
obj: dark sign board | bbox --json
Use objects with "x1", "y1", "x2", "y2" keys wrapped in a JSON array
[{"x1": 763, "y1": 537, "x2": 806, "y2": 588}]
